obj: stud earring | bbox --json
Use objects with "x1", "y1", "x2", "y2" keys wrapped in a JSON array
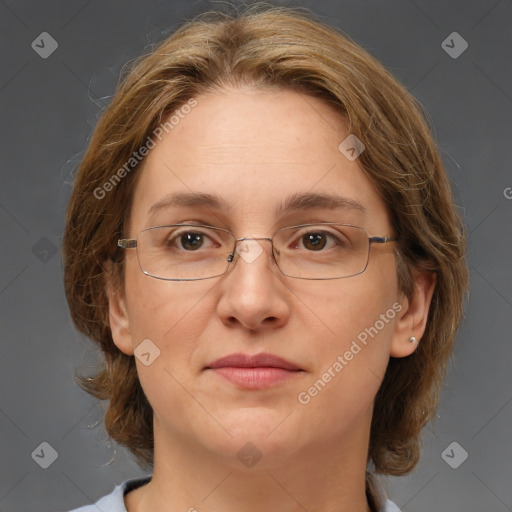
[{"x1": 409, "y1": 336, "x2": 417, "y2": 343}]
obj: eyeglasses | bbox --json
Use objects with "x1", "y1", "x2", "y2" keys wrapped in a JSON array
[{"x1": 117, "y1": 223, "x2": 398, "y2": 281}]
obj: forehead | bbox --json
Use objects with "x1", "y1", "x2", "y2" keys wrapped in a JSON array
[{"x1": 129, "y1": 87, "x2": 391, "y2": 233}]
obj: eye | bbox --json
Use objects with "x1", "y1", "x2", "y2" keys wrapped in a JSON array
[
  {"x1": 178, "y1": 231, "x2": 206, "y2": 251},
  {"x1": 295, "y1": 230, "x2": 346, "y2": 251},
  {"x1": 164, "y1": 228, "x2": 220, "y2": 252},
  {"x1": 301, "y1": 232, "x2": 326, "y2": 251}
]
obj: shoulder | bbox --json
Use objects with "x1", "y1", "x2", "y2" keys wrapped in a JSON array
[
  {"x1": 67, "y1": 473, "x2": 400, "y2": 512},
  {"x1": 366, "y1": 472, "x2": 401, "y2": 512},
  {"x1": 383, "y1": 499, "x2": 402, "y2": 512},
  {"x1": 66, "y1": 476, "x2": 151, "y2": 512}
]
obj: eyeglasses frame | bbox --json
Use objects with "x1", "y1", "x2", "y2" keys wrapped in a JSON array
[{"x1": 117, "y1": 222, "x2": 399, "y2": 281}]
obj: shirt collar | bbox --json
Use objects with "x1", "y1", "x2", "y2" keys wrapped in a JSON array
[
  {"x1": 366, "y1": 471, "x2": 391, "y2": 512},
  {"x1": 121, "y1": 473, "x2": 394, "y2": 512}
]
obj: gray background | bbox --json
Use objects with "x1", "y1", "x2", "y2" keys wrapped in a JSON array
[{"x1": 0, "y1": 1, "x2": 511, "y2": 511}]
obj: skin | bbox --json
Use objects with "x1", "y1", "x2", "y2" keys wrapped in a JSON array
[{"x1": 107, "y1": 87, "x2": 435, "y2": 512}]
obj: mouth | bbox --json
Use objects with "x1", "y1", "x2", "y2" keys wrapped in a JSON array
[{"x1": 204, "y1": 353, "x2": 304, "y2": 389}]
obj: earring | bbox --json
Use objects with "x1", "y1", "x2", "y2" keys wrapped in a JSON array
[{"x1": 409, "y1": 336, "x2": 417, "y2": 343}]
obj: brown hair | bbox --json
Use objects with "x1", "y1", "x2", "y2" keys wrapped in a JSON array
[{"x1": 63, "y1": 3, "x2": 468, "y2": 474}]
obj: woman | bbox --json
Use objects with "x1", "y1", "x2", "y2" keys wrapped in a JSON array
[{"x1": 63, "y1": 4, "x2": 468, "y2": 511}]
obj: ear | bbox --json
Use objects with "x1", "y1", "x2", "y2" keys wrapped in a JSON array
[
  {"x1": 104, "y1": 260, "x2": 134, "y2": 356},
  {"x1": 390, "y1": 270, "x2": 436, "y2": 358}
]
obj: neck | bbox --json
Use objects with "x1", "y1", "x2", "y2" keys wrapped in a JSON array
[{"x1": 126, "y1": 409, "x2": 374, "y2": 512}]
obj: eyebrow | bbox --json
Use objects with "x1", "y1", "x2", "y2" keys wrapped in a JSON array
[{"x1": 147, "y1": 191, "x2": 366, "y2": 218}]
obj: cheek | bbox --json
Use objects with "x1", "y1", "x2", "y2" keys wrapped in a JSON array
[
  {"x1": 294, "y1": 306, "x2": 396, "y2": 442},
  {"x1": 123, "y1": 258, "x2": 216, "y2": 381},
  {"x1": 301, "y1": 252, "x2": 399, "y2": 352},
  {"x1": 122, "y1": 265, "x2": 212, "y2": 421},
  {"x1": 124, "y1": 253, "x2": 204, "y2": 344},
  {"x1": 310, "y1": 282, "x2": 397, "y2": 377},
  {"x1": 294, "y1": 256, "x2": 399, "y2": 417}
]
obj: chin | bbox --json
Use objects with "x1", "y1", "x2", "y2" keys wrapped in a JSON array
[{"x1": 198, "y1": 407, "x2": 304, "y2": 467}]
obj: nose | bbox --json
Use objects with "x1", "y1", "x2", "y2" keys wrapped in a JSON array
[{"x1": 216, "y1": 237, "x2": 291, "y2": 332}]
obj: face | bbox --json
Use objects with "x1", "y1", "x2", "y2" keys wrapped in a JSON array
[{"x1": 109, "y1": 87, "x2": 424, "y2": 469}]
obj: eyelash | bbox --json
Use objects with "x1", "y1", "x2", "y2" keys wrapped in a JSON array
[{"x1": 164, "y1": 226, "x2": 347, "y2": 251}]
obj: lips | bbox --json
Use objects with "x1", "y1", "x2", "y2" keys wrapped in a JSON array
[
  {"x1": 206, "y1": 353, "x2": 302, "y2": 371},
  {"x1": 205, "y1": 353, "x2": 303, "y2": 389}
]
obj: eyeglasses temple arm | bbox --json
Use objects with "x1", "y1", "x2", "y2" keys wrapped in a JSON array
[
  {"x1": 118, "y1": 239, "x2": 137, "y2": 249},
  {"x1": 369, "y1": 236, "x2": 399, "y2": 244}
]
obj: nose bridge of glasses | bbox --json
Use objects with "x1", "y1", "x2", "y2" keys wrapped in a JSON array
[
  {"x1": 226, "y1": 236, "x2": 278, "y2": 266},
  {"x1": 234, "y1": 236, "x2": 276, "y2": 255},
  {"x1": 235, "y1": 236, "x2": 273, "y2": 243}
]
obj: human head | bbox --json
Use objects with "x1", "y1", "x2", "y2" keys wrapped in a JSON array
[{"x1": 63, "y1": 3, "x2": 468, "y2": 475}]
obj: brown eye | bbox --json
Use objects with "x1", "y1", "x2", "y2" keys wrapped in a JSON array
[
  {"x1": 179, "y1": 232, "x2": 204, "y2": 251},
  {"x1": 302, "y1": 233, "x2": 327, "y2": 251}
]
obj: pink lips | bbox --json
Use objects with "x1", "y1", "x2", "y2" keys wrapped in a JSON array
[{"x1": 205, "y1": 353, "x2": 303, "y2": 389}]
